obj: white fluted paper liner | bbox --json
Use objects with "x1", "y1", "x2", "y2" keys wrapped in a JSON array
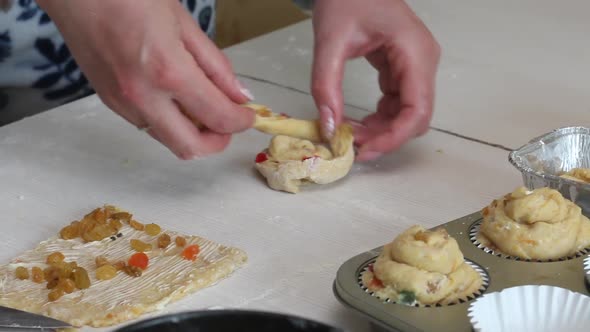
[
  {"x1": 585, "y1": 255, "x2": 590, "y2": 284},
  {"x1": 468, "y1": 285, "x2": 590, "y2": 332}
]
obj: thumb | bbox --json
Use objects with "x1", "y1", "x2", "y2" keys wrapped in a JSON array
[{"x1": 311, "y1": 35, "x2": 347, "y2": 140}]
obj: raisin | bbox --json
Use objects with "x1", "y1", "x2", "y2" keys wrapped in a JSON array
[
  {"x1": 145, "y1": 223, "x2": 161, "y2": 236},
  {"x1": 31, "y1": 267, "x2": 44, "y2": 283},
  {"x1": 48, "y1": 288, "x2": 64, "y2": 302},
  {"x1": 96, "y1": 265, "x2": 117, "y2": 280},
  {"x1": 130, "y1": 220, "x2": 145, "y2": 231},
  {"x1": 15, "y1": 267, "x2": 29, "y2": 280},
  {"x1": 46, "y1": 252, "x2": 65, "y2": 265},
  {"x1": 59, "y1": 221, "x2": 80, "y2": 240},
  {"x1": 44, "y1": 266, "x2": 60, "y2": 282},
  {"x1": 123, "y1": 265, "x2": 142, "y2": 277},
  {"x1": 111, "y1": 212, "x2": 132, "y2": 223},
  {"x1": 157, "y1": 234, "x2": 171, "y2": 249},
  {"x1": 175, "y1": 236, "x2": 187, "y2": 247},
  {"x1": 72, "y1": 267, "x2": 91, "y2": 289},
  {"x1": 95, "y1": 256, "x2": 109, "y2": 268},
  {"x1": 130, "y1": 239, "x2": 152, "y2": 252},
  {"x1": 109, "y1": 218, "x2": 123, "y2": 231},
  {"x1": 58, "y1": 278, "x2": 76, "y2": 293},
  {"x1": 46, "y1": 278, "x2": 59, "y2": 289},
  {"x1": 113, "y1": 261, "x2": 126, "y2": 271}
]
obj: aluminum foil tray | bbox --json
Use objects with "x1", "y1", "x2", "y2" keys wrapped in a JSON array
[
  {"x1": 333, "y1": 211, "x2": 590, "y2": 332},
  {"x1": 508, "y1": 126, "x2": 590, "y2": 216}
]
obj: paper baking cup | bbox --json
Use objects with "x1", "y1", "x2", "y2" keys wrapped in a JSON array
[
  {"x1": 357, "y1": 258, "x2": 489, "y2": 308},
  {"x1": 584, "y1": 255, "x2": 590, "y2": 287},
  {"x1": 469, "y1": 219, "x2": 590, "y2": 262},
  {"x1": 468, "y1": 285, "x2": 590, "y2": 332}
]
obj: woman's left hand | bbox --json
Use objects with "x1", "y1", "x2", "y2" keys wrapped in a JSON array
[{"x1": 311, "y1": 0, "x2": 441, "y2": 161}]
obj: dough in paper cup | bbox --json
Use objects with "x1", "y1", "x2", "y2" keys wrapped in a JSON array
[{"x1": 468, "y1": 285, "x2": 590, "y2": 332}]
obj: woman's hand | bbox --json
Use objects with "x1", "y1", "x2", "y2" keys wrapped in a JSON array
[
  {"x1": 37, "y1": 0, "x2": 254, "y2": 160},
  {"x1": 311, "y1": 0, "x2": 441, "y2": 161}
]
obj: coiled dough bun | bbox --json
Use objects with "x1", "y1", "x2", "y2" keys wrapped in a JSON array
[
  {"x1": 362, "y1": 226, "x2": 482, "y2": 306},
  {"x1": 477, "y1": 187, "x2": 590, "y2": 260}
]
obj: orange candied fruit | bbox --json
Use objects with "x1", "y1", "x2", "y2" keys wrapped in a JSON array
[
  {"x1": 128, "y1": 252, "x2": 149, "y2": 270},
  {"x1": 181, "y1": 244, "x2": 200, "y2": 261},
  {"x1": 255, "y1": 153, "x2": 268, "y2": 163}
]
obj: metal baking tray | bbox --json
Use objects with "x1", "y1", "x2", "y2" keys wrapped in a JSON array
[
  {"x1": 509, "y1": 126, "x2": 590, "y2": 216},
  {"x1": 333, "y1": 211, "x2": 590, "y2": 332}
]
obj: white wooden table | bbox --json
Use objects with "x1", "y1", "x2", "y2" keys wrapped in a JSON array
[{"x1": 0, "y1": 1, "x2": 587, "y2": 331}]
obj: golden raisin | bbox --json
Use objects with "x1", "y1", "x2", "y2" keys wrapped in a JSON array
[
  {"x1": 130, "y1": 239, "x2": 152, "y2": 252},
  {"x1": 44, "y1": 266, "x2": 60, "y2": 282},
  {"x1": 157, "y1": 234, "x2": 171, "y2": 249},
  {"x1": 46, "y1": 278, "x2": 59, "y2": 289},
  {"x1": 96, "y1": 265, "x2": 117, "y2": 280},
  {"x1": 130, "y1": 220, "x2": 145, "y2": 231},
  {"x1": 122, "y1": 265, "x2": 142, "y2": 277},
  {"x1": 82, "y1": 224, "x2": 115, "y2": 242},
  {"x1": 111, "y1": 212, "x2": 132, "y2": 223},
  {"x1": 95, "y1": 256, "x2": 109, "y2": 268},
  {"x1": 175, "y1": 236, "x2": 187, "y2": 247},
  {"x1": 92, "y1": 207, "x2": 107, "y2": 224},
  {"x1": 48, "y1": 288, "x2": 64, "y2": 302},
  {"x1": 72, "y1": 267, "x2": 91, "y2": 289},
  {"x1": 113, "y1": 261, "x2": 126, "y2": 271},
  {"x1": 109, "y1": 218, "x2": 123, "y2": 231},
  {"x1": 59, "y1": 221, "x2": 80, "y2": 240},
  {"x1": 46, "y1": 252, "x2": 65, "y2": 265},
  {"x1": 58, "y1": 278, "x2": 76, "y2": 294},
  {"x1": 145, "y1": 223, "x2": 161, "y2": 236},
  {"x1": 15, "y1": 266, "x2": 29, "y2": 280},
  {"x1": 31, "y1": 267, "x2": 44, "y2": 283}
]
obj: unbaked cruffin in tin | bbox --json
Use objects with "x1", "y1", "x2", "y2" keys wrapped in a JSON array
[
  {"x1": 477, "y1": 187, "x2": 590, "y2": 260},
  {"x1": 361, "y1": 225, "x2": 484, "y2": 306}
]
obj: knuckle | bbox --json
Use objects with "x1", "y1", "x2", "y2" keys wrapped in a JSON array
[{"x1": 144, "y1": 51, "x2": 186, "y2": 91}]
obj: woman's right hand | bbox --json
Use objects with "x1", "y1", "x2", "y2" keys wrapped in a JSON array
[{"x1": 37, "y1": 0, "x2": 255, "y2": 160}]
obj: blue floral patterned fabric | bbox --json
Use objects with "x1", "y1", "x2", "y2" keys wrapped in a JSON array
[{"x1": 0, "y1": 0, "x2": 216, "y2": 125}]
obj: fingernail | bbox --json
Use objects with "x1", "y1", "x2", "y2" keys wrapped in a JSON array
[
  {"x1": 236, "y1": 79, "x2": 254, "y2": 101},
  {"x1": 357, "y1": 150, "x2": 383, "y2": 161},
  {"x1": 319, "y1": 105, "x2": 335, "y2": 140}
]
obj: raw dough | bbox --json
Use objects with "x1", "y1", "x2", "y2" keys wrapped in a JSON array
[
  {"x1": 251, "y1": 104, "x2": 354, "y2": 193},
  {"x1": 0, "y1": 207, "x2": 247, "y2": 328},
  {"x1": 477, "y1": 187, "x2": 590, "y2": 260},
  {"x1": 560, "y1": 168, "x2": 590, "y2": 183},
  {"x1": 362, "y1": 226, "x2": 483, "y2": 306}
]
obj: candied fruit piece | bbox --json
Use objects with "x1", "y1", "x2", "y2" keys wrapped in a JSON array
[
  {"x1": 130, "y1": 239, "x2": 152, "y2": 252},
  {"x1": 15, "y1": 266, "x2": 29, "y2": 280},
  {"x1": 31, "y1": 267, "x2": 44, "y2": 283},
  {"x1": 48, "y1": 288, "x2": 64, "y2": 302},
  {"x1": 96, "y1": 264, "x2": 117, "y2": 280},
  {"x1": 95, "y1": 255, "x2": 109, "y2": 268},
  {"x1": 72, "y1": 267, "x2": 91, "y2": 289},
  {"x1": 46, "y1": 252, "x2": 65, "y2": 265},
  {"x1": 128, "y1": 252, "x2": 149, "y2": 270},
  {"x1": 255, "y1": 152, "x2": 268, "y2": 163},
  {"x1": 157, "y1": 234, "x2": 171, "y2": 249},
  {"x1": 123, "y1": 265, "x2": 143, "y2": 277},
  {"x1": 92, "y1": 207, "x2": 107, "y2": 224},
  {"x1": 175, "y1": 236, "x2": 187, "y2": 247},
  {"x1": 182, "y1": 244, "x2": 200, "y2": 261},
  {"x1": 145, "y1": 223, "x2": 161, "y2": 236},
  {"x1": 130, "y1": 220, "x2": 145, "y2": 231}
]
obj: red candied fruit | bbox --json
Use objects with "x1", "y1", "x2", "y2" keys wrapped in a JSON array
[{"x1": 255, "y1": 153, "x2": 268, "y2": 163}]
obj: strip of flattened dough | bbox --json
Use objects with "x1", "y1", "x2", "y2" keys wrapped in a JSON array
[{"x1": 0, "y1": 220, "x2": 247, "y2": 327}]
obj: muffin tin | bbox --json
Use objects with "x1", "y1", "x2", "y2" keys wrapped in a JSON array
[{"x1": 333, "y1": 211, "x2": 590, "y2": 332}]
